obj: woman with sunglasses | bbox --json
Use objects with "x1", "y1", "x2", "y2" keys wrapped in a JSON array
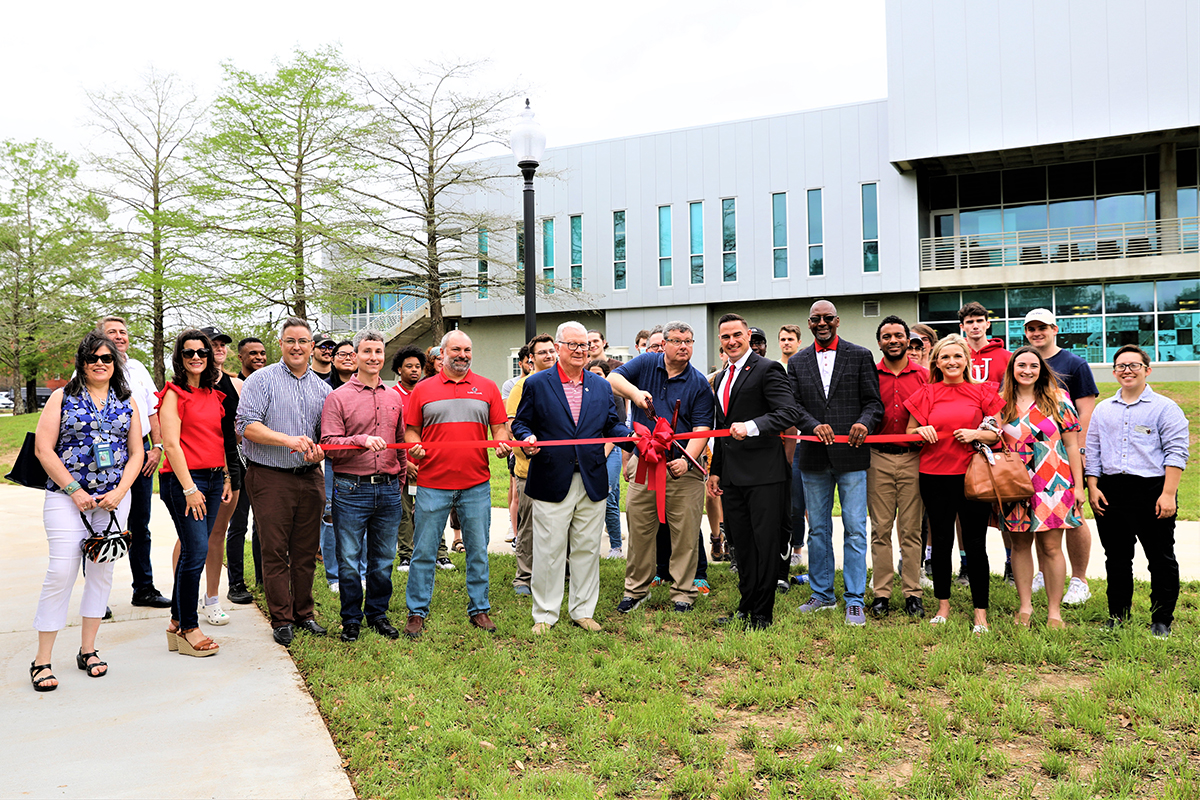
[
  {"x1": 30, "y1": 332, "x2": 144, "y2": 690},
  {"x1": 158, "y1": 330, "x2": 231, "y2": 657}
]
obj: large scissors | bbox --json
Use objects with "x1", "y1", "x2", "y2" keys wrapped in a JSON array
[{"x1": 643, "y1": 397, "x2": 709, "y2": 479}]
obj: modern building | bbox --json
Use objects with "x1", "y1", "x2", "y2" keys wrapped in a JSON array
[{"x1": 337, "y1": 0, "x2": 1198, "y2": 385}]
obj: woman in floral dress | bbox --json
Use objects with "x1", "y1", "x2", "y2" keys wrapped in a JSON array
[{"x1": 998, "y1": 346, "x2": 1085, "y2": 629}]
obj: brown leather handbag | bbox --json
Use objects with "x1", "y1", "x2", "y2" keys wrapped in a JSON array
[{"x1": 964, "y1": 442, "x2": 1034, "y2": 514}]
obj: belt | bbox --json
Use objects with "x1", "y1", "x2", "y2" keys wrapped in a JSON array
[
  {"x1": 871, "y1": 443, "x2": 919, "y2": 455},
  {"x1": 334, "y1": 473, "x2": 398, "y2": 484},
  {"x1": 248, "y1": 460, "x2": 320, "y2": 475}
]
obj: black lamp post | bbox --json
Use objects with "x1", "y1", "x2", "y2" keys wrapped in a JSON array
[{"x1": 509, "y1": 99, "x2": 546, "y2": 344}]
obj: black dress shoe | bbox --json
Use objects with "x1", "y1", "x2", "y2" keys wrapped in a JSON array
[
  {"x1": 296, "y1": 619, "x2": 328, "y2": 636},
  {"x1": 103, "y1": 606, "x2": 113, "y2": 620},
  {"x1": 226, "y1": 583, "x2": 253, "y2": 605},
  {"x1": 748, "y1": 615, "x2": 772, "y2": 630},
  {"x1": 368, "y1": 617, "x2": 400, "y2": 639},
  {"x1": 273, "y1": 624, "x2": 295, "y2": 646},
  {"x1": 716, "y1": 611, "x2": 748, "y2": 627},
  {"x1": 869, "y1": 597, "x2": 890, "y2": 617},
  {"x1": 131, "y1": 589, "x2": 171, "y2": 608},
  {"x1": 1150, "y1": 622, "x2": 1171, "y2": 639},
  {"x1": 904, "y1": 596, "x2": 925, "y2": 618},
  {"x1": 340, "y1": 623, "x2": 361, "y2": 643}
]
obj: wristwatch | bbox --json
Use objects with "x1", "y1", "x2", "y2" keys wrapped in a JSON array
[
  {"x1": 1079, "y1": 447, "x2": 1086, "y2": 455},
  {"x1": 151, "y1": 442, "x2": 163, "y2": 451}
]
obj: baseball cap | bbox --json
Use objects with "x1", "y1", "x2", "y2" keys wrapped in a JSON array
[
  {"x1": 1023, "y1": 308, "x2": 1056, "y2": 327},
  {"x1": 313, "y1": 332, "x2": 334, "y2": 347},
  {"x1": 908, "y1": 330, "x2": 925, "y2": 345},
  {"x1": 748, "y1": 326, "x2": 767, "y2": 342},
  {"x1": 200, "y1": 325, "x2": 233, "y2": 345}
]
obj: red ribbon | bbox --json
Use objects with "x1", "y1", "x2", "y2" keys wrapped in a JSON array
[
  {"x1": 631, "y1": 418, "x2": 675, "y2": 523},
  {"x1": 317, "y1": 431, "x2": 926, "y2": 451}
]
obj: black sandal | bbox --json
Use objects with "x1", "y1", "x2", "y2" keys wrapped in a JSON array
[
  {"x1": 76, "y1": 648, "x2": 107, "y2": 678},
  {"x1": 30, "y1": 661, "x2": 57, "y2": 692}
]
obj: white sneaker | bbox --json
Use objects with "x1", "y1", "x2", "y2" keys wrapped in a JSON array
[
  {"x1": 920, "y1": 575, "x2": 934, "y2": 590},
  {"x1": 1031, "y1": 571, "x2": 1045, "y2": 593},
  {"x1": 329, "y1": 581, "x2": 340, "y2": 594},
  {"x1": 200, "y1": 600, "x2": 230, "y2": 626},
  {"x1": 1063, "y1": 577, "x2": 1091, "y2": 605},
  {"x1": 790, "y1": 551, "x2": 805, "y2": 567},
  {"x1": 606, "y1": 547, "x2": 623, "y2": 559}
]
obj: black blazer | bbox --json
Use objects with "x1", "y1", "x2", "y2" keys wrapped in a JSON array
[
  {"x1": 788, "y1": 338, "x2": 883, "y2": 473},
  {"x1": 710, "y1": 353, "x2": 799, "y2": 486}
]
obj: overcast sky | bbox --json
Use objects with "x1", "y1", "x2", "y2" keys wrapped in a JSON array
[{"x1": 0, "y1": 0, "x2": 887, "y2": 160}]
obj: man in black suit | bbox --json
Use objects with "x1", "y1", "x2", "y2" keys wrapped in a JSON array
[
  {"x1": 789, "y1": 300, "x2": 883, "y2": 627},
  {"x1": 707, "y1": 313, "x2": 799, "y2": 629}
]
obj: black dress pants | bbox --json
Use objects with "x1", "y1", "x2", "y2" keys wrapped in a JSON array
[
  {"x1": 721, "y1": 479, "x2": 786, "y2": 624},
  {"x1": 1095, "y1": 474, "x2": 1179, "y2": 626},
  {"x1": 919, "y1": 473, "x2": 992, "y2": 610}
]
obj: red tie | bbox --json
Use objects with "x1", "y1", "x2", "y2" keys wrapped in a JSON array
[{"x1": 722, "y1": 364, "x2": 735, "y2": 414}]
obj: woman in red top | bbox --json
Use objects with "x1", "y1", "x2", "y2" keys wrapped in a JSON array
[
  {"x1": 905, "y1": 334, "x2": 1002, "y2": 632},
  {"x1": 157, "y1": 330, "x2": 231, "y2": 657}
]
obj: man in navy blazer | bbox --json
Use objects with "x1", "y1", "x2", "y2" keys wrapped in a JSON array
[
  {"x1": 512, "y1": 321, "x2": 633, "y2": 634},
  {"x1": 788, "y1": 300, "x2": 883, "y2": 627}
]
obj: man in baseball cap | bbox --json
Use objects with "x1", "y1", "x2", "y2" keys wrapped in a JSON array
[{"x1": 748, "y1": 327, "x2": 768, "y2": 358}]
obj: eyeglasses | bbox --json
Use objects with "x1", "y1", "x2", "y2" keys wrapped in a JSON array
[
  {"x1": 645, "y1": 344, "x2": 664, "y2": 352},
  {"x1": 809, "y1": 315, "x2": 837, "y2": 324},
  {"x1": 315, "y1": 342, "x2": 335, "y2": 350},
  {"x1": 558, "y1": 341, "x2": 588, "y2": 351},
  {"x1": 84, "y1": 354, "x2": 115, "y2": 364},
  {"x1": 908, "y1": 341, "x2": 924, "y2": 350},
  {"x1": 665, "y1": 338, "x2": 694, "y2": 347},
  {"x1": 283, "y1": 339, "x2": 312, "y2": 347},
  {"x1": 1114, "y1": 362, "x2": 1147, "y2": 373},
  {"x1": 335, "y1": 351, "x2": 356, "y2": 359},
  {"x1": 181, "y1": 348, "x2": 211, "y2": 359}
]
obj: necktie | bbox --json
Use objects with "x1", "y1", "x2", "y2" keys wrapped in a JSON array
[{"x1": 722, "y1": 364, "x2": 735, "y2": 414}]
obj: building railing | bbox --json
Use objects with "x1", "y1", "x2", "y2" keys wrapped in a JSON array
[
  {"x1": 920, "y1": 216, "x2": 1199, "y2": 271},
  {"x1": 344, "y1": 294, "x2": 428, "y2": 334}
]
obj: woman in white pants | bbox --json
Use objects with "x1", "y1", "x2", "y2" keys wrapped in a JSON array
[{"x1": 30, "y1": 331, "x2": 144, "y2": 691}]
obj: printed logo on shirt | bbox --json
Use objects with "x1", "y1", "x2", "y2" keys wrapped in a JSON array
[
  {"x1": 466, "y1": 386, "x2": 484, "y2": 395},
  {"x1": 970, "y1": 359, "x2": 993, "y2": 383}
]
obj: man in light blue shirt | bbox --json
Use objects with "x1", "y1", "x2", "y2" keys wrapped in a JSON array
[{"x1": 1086, "y1": 345, "x2": 1189, "y2": 638}]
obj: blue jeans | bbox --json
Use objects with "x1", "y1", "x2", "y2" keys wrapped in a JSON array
[
  {"x1": 802, "y1": 468, "x2": 868, "y2": 606},
  {"x1": 160, "y1": 470, "x2": 225, "y2": 630},
  {"x1": 604, "y1": 448, "x2": 622, "y2": 548},
  {"x1": 321, "y1": 463, "x2": 337, "y2": 583},
  {"x1": 791, "y1": 449, "x2": 807, "y2": 549},
  {"x1": 332, "y1": 476, "x2": 403, "y2": 625},
  {"x1": 406, "y1": 482, "x2": 491, "y2": 618}
]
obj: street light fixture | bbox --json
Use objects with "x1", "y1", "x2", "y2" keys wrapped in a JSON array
[{"x1": 510, "y1": 99, "x2": 546, "y2": 343}]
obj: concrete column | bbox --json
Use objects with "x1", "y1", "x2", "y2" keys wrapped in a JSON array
[{"x1": 1159, "y1": 143, "x2": 1178, "y2": 252}]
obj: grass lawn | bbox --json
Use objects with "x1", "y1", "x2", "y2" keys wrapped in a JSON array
[{"x1": 290, "y1": 556, "x2": 1200, "y2": 799}]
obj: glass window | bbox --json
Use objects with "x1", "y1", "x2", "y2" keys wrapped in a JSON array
[
  {"x1": 1003, "y1": 167, "x2": 1046, "y2": 204},
  {"x1": 1007, "y1": 286, "x2": 1053, "y2": 318},
  {"x1": 772, "y1": 193, "x2": 788, "y2": 278},
  {"x1": 1157, "y1": 278, "x2": 1200, "y2": 312},
  {"x1": 613, "y1": 211, "x2": 626, "y2": 291},
  {"x1": 1048, "y1": 199, "x2": 1094, "y2": 229},
  {"x1": 959, "y1": 207, "x2": 1003, "y2": 235},
  {"x1": 689, "y1": 201, "x2": 704, "y2": 284},
  {"x1": 1105, "y1": 314, "x2": 1155, "y2": 361},
  {"x1": 1178, "y1": 149, "x2": 1198, "y2": 188},
  {"x1": 807, "y1": 189, "x2": 822, "y2": 277},
  {"x1": 919, "y1": 291, "x2": 961, "y2": 320},
  {"x1": 1053, "y1": 315, "x2": 1104, "y2": 361},
  {"x1": 1096, "y1": 194, "x2": 1147, "y2": 225},
  {"x1": 958, "y1": 171, "x2": 1002, "y2": 208},
  {"x1": 968, "y1": 290, "x2": 1006, "y2": 317},
  {"x1": 477, "y1": 229, "x2": 488, "y2": 299},
  {"x1": 569, "y1": 215, "x2": 582, "y2": 290},
  {"x1": 1157, "y1": 313, "x2": 1199, "y2": 361},
  {"x1": 1105, "y1": 282, "x2": 1154, "y2": 313},
  {"x1": 807, "y1": 245, "x2": 824, "y2": 277},
  {"x1": 658, "y1": 205, "x2": 672, "y2": 287},
  {"x1": 1003, "y1": 203, "x2": 1048, "y2": 232},
  {"x1": 929, "y1": 175, "x2": 956, "y2": 209},
  {"x1": 1055, "y1": 284, "x2": 1103, "y2": 316},
  {"x1": 1096, "y1": 156, "x2": 1145, "y2": 196},
  {"x1": 721, "y1": 199, "x2": 736, "y2": 282},
  {"x1": 1049, "y1": 162, "x2": 1094, "y2": 200},
  {"x1": 542, "y1": 218, "x2": 555, "y2": 294},
  {"x1": 1177, "y1": 187, "x2": 1198, "y2": 218},
  {"x1": 1146, "y1": 154, "x2": 1160, "y2": 191},
  {"x1": 861, "y1": 183, "x2": 879, "y2": 273}
]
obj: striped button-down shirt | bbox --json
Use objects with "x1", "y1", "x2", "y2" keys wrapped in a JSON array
[
  {"x1": 236, "y1": 361, "x2": 332, "y2": 469},
  {"x1": 557, "y1": 363, "x2": 583, "y2": 424},
  {"x1": 1085, "y1": 385, "x2": 1189, "y2": 479}
]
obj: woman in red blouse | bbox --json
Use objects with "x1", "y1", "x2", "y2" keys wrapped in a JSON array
[
  {"x1": 905, "y1": 334, "x2": 1002, "y2": 633},
  {"x1": 158, "y1": 330, "x2": 231, "y2": 657}
]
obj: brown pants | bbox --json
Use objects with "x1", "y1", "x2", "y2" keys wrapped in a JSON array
[
  {"x1": 245, "y1": 464, "x2": 324, "y2": 627},
  {"x1": 512, "y1": 476, "x2": 535, "y2": 589},
  {"x1": 867, "y1": 449, "x2": 925, "y2": 599},
  {"x1": 625, "y1": 459, "x2": 704, "y2": 604}
]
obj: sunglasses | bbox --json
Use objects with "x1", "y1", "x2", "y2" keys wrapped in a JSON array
[
  {"x1": 316, "y1": 343, "x2": 335, "y2": 350},
  {"x1": 84, "y1": 354, "x2": 115, "y2": 365},
  {"x1": 809, "y1": 315, "x2": 837, "y2": 324},
  {"x1": 182, "y1": 348, "x2": 211, "y2": 359}
]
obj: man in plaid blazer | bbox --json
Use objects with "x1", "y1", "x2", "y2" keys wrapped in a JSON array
[{"x1": 787, "y1": 300, "x2": 883, "y2": 627}]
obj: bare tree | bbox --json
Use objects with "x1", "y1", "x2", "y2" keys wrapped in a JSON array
[{"x1": 86, "y1": 69, "x2": 205, "y2": 384}]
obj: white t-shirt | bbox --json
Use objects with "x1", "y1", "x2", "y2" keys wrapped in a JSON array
[{"x1": 124, "y1": 356, "x2": 158, "y2": 436}]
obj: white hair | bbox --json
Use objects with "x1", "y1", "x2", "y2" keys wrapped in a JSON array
[
  {"x1": 440, "y1": 329, "x2": 471, "y2": 349},
  {"x1": 555, "y1": 321, "x2": 588, "y2": 341}
]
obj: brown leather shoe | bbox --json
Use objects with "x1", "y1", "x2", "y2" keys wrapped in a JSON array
[
  {"x1": 402, "y1": 615, "x2": 425, "y2": 639},
  {"x1": 469, "y1": 612, "x2": 497, "y2": 632},
  {"x1": 571, "y1": 617, "x2": 603, "y2": 632}
]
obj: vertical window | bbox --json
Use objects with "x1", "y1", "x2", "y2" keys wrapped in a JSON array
[
  {"x1": 569, "y1": 215, "x2": 582, "y2": 290},
  {"x1": 772, "y1": 192, "x2": 788, "y2": 278},
  {"x1": 542, "y1": 218, "x2": 555, "y2": 294},
  {"x1": 658, "y1": 205, "x2": 672, "y2": 286},
  {"x1": 689, "y1": 201, "x2": 703, "y2": 284},
  {"x1": 721, "y1": 198, "x2": 737, "y2": 282},
  {"x1": 613, "y1": 211, "x2": 626, "y2": 290},
  {"x1": 807, "y1": 188, "x2": 823, "y2": 276},
  {"x1": 862, "y1": 183, "x2": 879, "y2": 273},
  {"x1": 476, "y1": 229, "x2": 488, "y2": 299}
]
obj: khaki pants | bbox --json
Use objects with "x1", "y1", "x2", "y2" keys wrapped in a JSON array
[
  {"x1": 512, "y1": 475, "x2": 534, "y2": 589},
  {"x1": 867, "y1": 449, "x2": 925, "y2": 599},
  {"x1": 625, "y1": 458, "x2": 705, "y2": 604},
  {"x1": 531, "y1": 474, "x2": 604, "y2": 625}
]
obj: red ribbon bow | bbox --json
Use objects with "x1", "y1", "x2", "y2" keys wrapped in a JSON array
[{"x1": 632, "y1": 417, "x2": 675, "y2": 523}]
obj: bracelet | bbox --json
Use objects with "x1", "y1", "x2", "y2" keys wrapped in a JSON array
[
  {"x1": 182, "y1": 486, "x2": 198, "y2": 497},
  {"x1": 151, "y1": 443, "x2": 163, "y2": 450},
  {"x1": 64, "y1": 480, "x2": 82, "y2": 495}
]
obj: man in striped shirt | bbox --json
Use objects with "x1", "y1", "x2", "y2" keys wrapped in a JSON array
[{"x1": 236, "y1": 317, "x2": 332, "y2": 647}]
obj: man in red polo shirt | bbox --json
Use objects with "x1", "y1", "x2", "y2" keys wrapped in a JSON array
[
  {"x1": 400, "y1": 330, "x2": 511, "y2": 638},
  {"x1": 867, "y1": 316, "x2": 930, "y2": 619}
]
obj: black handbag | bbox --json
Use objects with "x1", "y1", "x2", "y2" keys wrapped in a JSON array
[{"x1": 5, "y1": 432, "x2": 48, "y2": 489}]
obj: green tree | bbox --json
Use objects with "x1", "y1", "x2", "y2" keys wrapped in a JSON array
[
  {"x1": 188, "y1": 45, "x2": 372, "y2": 326},
  {"x1": 0, "y1": 140, "x2": 111, "y2": 413},
  {"x1": 86, "y1": 69, "x2": 206, "y2": 385}
]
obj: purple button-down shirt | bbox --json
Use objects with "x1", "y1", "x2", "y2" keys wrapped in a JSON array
[
  {"x1": 1085, "y1": 385, "x2": 1188, "y2": 479},
  {"x1": 320, "y1": 374, "x2": 407, "y2": 478}
]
